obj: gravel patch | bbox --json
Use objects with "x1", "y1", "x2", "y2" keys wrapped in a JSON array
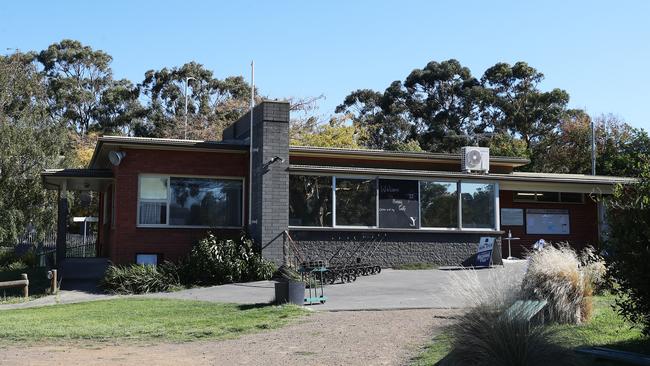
[{"x1": 0, "y1": 309, "x2": 459, "y2": 366}]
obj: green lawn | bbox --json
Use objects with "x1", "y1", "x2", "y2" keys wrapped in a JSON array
[
  {"x1": 410, "y1": 294, "x2": 650, "y2": 365},
  {"x1": 0, "y1": 298, "x2": 305, "y2": 343}
]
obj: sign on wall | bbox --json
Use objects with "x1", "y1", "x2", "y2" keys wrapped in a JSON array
[
  {"x1": 378, "y1": 179, "x2": 419, "y2": 228},
  {"x1": 526, "y1": 209, "x2": 570, "y2": 235},
  {"x1": 500, "y1": 208, "x2": 524, "y2": 226},
  {"x1": 475, "y1": 237, "x2": 495, "y2": 267}
]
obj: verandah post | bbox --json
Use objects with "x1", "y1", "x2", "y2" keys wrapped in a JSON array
[{"x1": 55, "y1": 180, "x2": 68, "y2": 265}]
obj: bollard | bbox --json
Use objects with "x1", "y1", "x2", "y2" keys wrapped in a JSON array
[
  {"x1": 21, "y1": 273, "x2": 29, "y2": 299},
  {"x1": 48, "y1": 269, "x2": 58, "y2": 294}
]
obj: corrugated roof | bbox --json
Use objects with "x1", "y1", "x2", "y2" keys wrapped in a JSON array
[
  {"x1": 42, "y1": 169, "x2": 113, "y2": 178},
  {"x1": 89, "y1": 135, "x2": 249, "y2": 168},
  {"x1": 97, "y1": 135, "x2": 248, "y2": 148}
]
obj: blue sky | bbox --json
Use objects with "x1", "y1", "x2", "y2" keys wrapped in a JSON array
[{"x1": 2, "y1": 0, "x2": 649, "y2": 130}]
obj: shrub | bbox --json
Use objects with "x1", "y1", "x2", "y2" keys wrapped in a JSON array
[
  {"x1": 179, "y1": 232, "x2": 276, "y2": 286},
  {"x1": 521, "y1": 244, "x2": 591, "y2": 324},
  {"x1": 605, "y1": 167, "x2": 650, "y2": 335},
  {"x1": 0, "y1": 249, "x2": 38, "y2": 271},
  {"x1": 102, "y1": 262, "x2": 180, "y2": 294},
  {"x1": 0, "y1": 267, "x2": 50, "y2": 299},
  {"x1": 443, "y1": 305, "x2": 578, "y2": 366}
]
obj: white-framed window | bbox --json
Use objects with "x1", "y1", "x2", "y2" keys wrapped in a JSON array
[
  {"x1": 137, "y1": 174, "x2": 244, "y2": 228},
  {"x1": 334, "y1": 176, "x2": 377, "y2": 227},
  {"x1": 419, "y1": 180, "x2": 458, "y2": 229},
  {"x1": 288, "y1": 173, "x2": 500, "y2": 231}
]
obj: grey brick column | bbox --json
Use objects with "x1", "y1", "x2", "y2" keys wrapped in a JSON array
[{"x1": 249, "y1": 101, "x2": 290, "y2": 265}]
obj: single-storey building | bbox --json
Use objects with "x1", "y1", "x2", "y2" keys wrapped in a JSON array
[{"x1": 42, "y1": 100, "x2": 634, "y2": 268}]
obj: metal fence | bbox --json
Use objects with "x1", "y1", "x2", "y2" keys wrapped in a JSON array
[{"x1": 11, "y1": 232, "x2": 97, "y2": 259}]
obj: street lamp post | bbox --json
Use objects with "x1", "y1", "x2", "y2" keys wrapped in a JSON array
[{"x1": 184, "y1": 76, "x2": 196, "y2": 140}]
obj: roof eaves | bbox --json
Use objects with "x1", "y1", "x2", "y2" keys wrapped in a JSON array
[
  {"x1": 289, "y1": 146, "x2": 530, "y2": 166},
  {"x1": 89, "y1": 135, "x2": 249, "y2": 168},
  {"x1": 288, "y1": 164, "x2": 635, "y2": 185}
]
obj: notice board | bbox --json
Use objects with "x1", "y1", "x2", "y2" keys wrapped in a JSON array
[
  {"x1": 501, "y1": 208, "x2": 524, "y2": 226},
  {"x1": 526, "y1": 209, "x2": 570, "y2": 235},
  {"x1": 378, "y1": 179, "x2": 419, "y2": 228}
]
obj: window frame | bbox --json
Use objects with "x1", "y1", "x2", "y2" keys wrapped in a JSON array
[
  {"x1": 136, "y1": 173, "x2": 245, "y2": 229},
  {"x1": 513, "y1": 191, "x2": 585, "y2": 204},
  {"x1": 287, "y1": 173, "x2": 500, "y2": 232},
  {"x1": 288, "y1": 174, "x2": 334, "y2": 227},
  {"x1": 418, "y1": 179, "x2": 461, "y2": 230},
  {"x1": 333, "y1": 175, "x2": 379, "y2": 229},
  {"x1": 459, "y1": 181, "x2": 500, "y2": 231}
]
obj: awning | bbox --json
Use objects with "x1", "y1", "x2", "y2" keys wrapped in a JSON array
[
  {"x1": 41, "y1": 169, "x2": 113, "y2": 191},
  {"x1": 288, "y1": 164, "x2": 636, "y2": 195}
]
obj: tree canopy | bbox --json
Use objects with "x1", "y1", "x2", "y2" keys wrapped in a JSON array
[
  {"x1": 0, "y1": 53, "x2": 66, "y2": 244},
  {"x1": 2, "y1": 40, "x2": 650, "y2": 244}
]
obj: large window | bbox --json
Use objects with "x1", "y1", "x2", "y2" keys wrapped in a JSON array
[
  {"x1": 461, "y1": 183, "x2": 495, "y2": 229},
  {"x1": 288, "y1": 174, "x2": 498, "y2": 231},
  {"x1": 420, "y1": 181, "x2": 458, "y2": 228},
  {"x1": 379, "y1": 179, "x2": 419, "y2": 228},
  {"x1": 335, "y1": 177, "x2": 376, "y2": 226},
  {"x1": 289, "y1": 175, "x2": 333, "y2": 227},
  {"x1": 138, "y1": 175, "x2": 243, "y2": 227}
]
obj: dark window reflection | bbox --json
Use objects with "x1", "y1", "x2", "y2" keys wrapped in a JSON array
[
  {"x1": 289, "y1": 175, "x2": 333, "y2": 227},
  {"x1": 169, "y1": 177, "x2": 242, "y2": 227},
  {"x1": 420, "y1": 181, "x2": 458, "y2": 228},
  {"x1": 335, "y1": 178, "x2": 376, "y2": 226}
]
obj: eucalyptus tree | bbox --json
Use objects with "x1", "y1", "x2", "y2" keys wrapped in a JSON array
[
  {"x1": 479, "y1": 62, "x2": 569, "y2": 148},
  {"x1": 36, "y1": 39, "x2": 141, "y2": 136},
  {"x1": 0, "y1": 53, "x2": 66, "y2": 244},
  {"x1": 137, "y1": 61, "x2": 252, "y2": 140}
]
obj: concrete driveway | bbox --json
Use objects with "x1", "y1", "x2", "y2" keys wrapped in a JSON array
[
  {"x1": 147, "y1": 260, "x2": 527, "y2": 311},
  {"x1": 1, "y1": 261, "x2": 527, "y2": 311}
]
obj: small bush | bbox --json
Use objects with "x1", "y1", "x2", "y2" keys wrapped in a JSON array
[
  {"x1": 102, "y1": 262, "x2": 180, "y2": 294},
  {"x1": 179, "y1": 232, "x2": 276, "y2": 286},
  {"x1": 521, "y1": 244, "x2": 591, "y2": 324},
  {"x1": 605, "y1": 169, "x2": 650, "y2": 335},
  {"x1": 443, "y1": 305, "x2": 578, "y2": 366},
  {"x1": 0, "y1": 249, "x2": 37, "y2": 270}
]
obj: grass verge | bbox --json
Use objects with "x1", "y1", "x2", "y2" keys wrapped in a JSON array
[
  {"x1": 393, "y1": 263, "x2": 439, "y2": 270},
  {"x1": 0, "y1": 298, "x2": 305, "y2": 343},
  {"x1": 409, "y1": 294, "x2": 650, "y2": 365}
]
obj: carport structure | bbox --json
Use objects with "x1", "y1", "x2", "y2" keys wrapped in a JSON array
[{"x1": 42, "y1": 168, "x2": 113, "y2": 264}]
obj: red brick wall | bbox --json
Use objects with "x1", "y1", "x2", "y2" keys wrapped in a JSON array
[
  {"x1": 108, "y1": 148, "x2": 249, "y2": 264},
  {"x1": 499, "y1": 190, "x2": 599, "y2": 258}
]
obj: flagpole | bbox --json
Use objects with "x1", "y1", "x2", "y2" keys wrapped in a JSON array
[{"x1": 248, "y1": 61, "x2": 255, "y2": 226}]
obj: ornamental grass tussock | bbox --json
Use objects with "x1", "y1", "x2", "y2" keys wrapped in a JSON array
[
  {"x1": 522, "y1": 244, "x2": 596, "y2": 325},
  {"x1": 443, "y1": 269, "x2": 579, "y2": 366}
]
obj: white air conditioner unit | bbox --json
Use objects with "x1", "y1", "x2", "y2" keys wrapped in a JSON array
[{"x1": 461, "y1": 146, "x2": 490, "y2": 173}]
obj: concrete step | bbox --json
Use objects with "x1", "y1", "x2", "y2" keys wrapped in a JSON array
[{"x1": 58, "y1": 258, "x2": 111, "y2": 281}]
